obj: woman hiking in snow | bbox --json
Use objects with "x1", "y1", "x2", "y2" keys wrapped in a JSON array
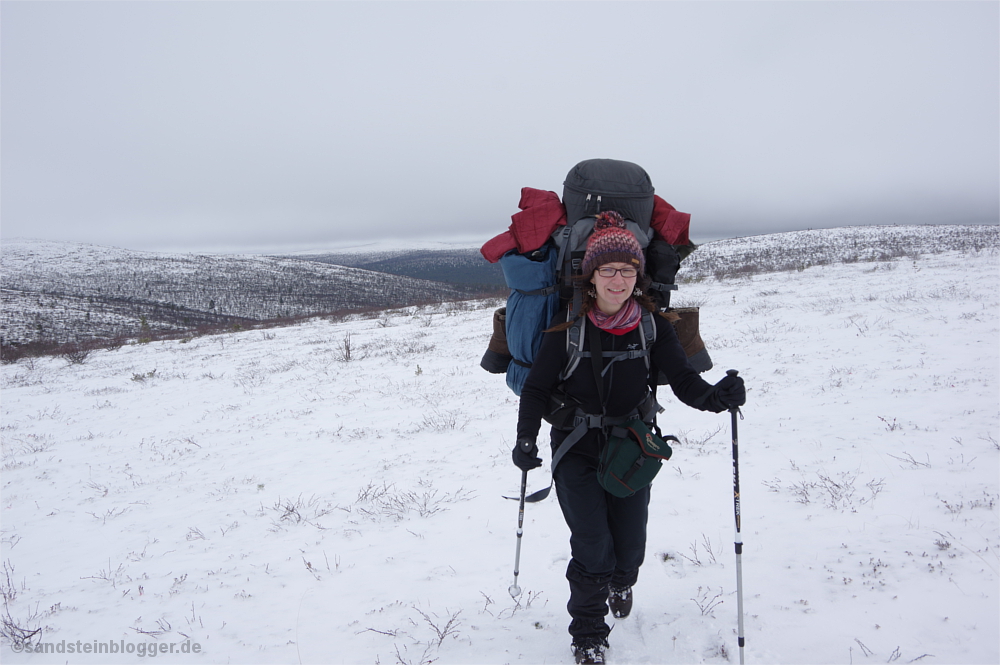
[{"x1": 513, "y1": 212, "x2": 746, "y2": 665}]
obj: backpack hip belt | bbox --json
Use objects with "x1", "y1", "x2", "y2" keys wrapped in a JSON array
[{"x1": 548, "y1": 392, "x2": 661, "y2": 473}]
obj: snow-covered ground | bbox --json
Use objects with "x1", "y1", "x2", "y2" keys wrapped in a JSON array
[{"x1": 1, "y1": 240, "x2": 997, "y2": 664}]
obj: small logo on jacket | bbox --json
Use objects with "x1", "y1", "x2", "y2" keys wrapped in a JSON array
[{"x1": 645, "y1": 433, "x2": 658, "y2": 450}]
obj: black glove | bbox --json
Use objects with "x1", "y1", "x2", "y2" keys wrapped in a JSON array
[
  {"x1": 512, "y1": 438, "x2": 542, "y2": 471},
  {"x1": 710, "y1": 373, "x2": 746, "y2": 411}
]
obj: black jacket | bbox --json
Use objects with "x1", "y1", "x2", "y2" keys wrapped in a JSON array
[{"x1": 517, "y1": 308, "x2": 720, "y2": 459}]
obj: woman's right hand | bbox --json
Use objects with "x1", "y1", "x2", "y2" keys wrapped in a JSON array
[{"x1": 512, "y1": 438, "x2": 542, "y2": 471}]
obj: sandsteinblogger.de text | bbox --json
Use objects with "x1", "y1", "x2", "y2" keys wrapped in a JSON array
[{"x1": 11, "y1": 639, "x2": 202, "y2": 657}]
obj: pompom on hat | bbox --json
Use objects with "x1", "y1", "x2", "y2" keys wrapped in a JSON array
[{"x1": 580, "y1": 211, "x2": 645, "y2": 276}]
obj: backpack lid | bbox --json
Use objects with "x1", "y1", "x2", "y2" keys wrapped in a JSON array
[{"x1": 563, "y1": 159, "x2": 655, "y2": 226}]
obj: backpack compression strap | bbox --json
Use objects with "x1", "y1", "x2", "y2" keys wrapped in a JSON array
[{"x1": 513, "y1": 285, "x2": 558, "y2": 297}]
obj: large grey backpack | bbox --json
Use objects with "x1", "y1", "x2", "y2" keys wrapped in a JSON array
[
  {"x1": 553, "y1": 159, "x2": 678, "y2": 315},
  {"x1": 479, "y1": 158, "x2": 713, "y2": 395}
]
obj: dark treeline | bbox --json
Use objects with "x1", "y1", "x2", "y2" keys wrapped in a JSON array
[{"x1": 294, "y1": 248, "x2": 506, "y2": 289}]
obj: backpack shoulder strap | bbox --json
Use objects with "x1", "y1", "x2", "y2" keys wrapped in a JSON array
[
  {"x1": 562, "y1": 309, "x2": 657, "y2": 382},
  {"x1": 560, "y1": 314, "x2": 586, "y2": 382},
  {"x1": 639, "y1": 310, "x2": 656, "y2": 370},
  {"x1": 587, "y1": 315, "x2": 606, "y2": 407}
]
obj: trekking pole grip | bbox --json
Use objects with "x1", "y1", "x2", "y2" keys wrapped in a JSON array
[
  {"x1": 726, "y1": 369, "x2": 741, "y2": 415},
  {"x1": 519, "y1": 439, "x2": 535, "y2": 453}
]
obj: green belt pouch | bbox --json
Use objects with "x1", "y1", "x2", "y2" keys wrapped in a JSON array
[{"x1": 598, "y1": 419, "x2": 677, "y2": 498}]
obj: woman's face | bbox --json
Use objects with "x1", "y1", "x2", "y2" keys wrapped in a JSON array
[{"x1": 590, "y1": 261, "x2": 638, "y2": 315}]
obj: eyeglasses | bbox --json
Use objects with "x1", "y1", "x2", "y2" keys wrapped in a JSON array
[{"x1": 595, "y1": 267, "x2": 638, "y2": 278}]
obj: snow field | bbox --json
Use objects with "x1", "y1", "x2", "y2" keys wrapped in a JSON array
[{"x1": 1, "y1": 247, "x2": 998, "y2": 664}]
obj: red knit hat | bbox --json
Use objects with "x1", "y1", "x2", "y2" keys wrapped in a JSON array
[{"x1": 581, "y1": 211, "x2": 645, "y2": 276}]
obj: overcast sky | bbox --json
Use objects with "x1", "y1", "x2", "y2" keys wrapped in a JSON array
[{"x1": 2, "y1": 1, "x2": 997, "y2": 253}]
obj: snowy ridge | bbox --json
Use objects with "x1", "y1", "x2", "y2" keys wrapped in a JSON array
[
  {"x1": 680, "y1": 224, "x2": 1000, "y2": 282},
  {"x1": 1, "y1": 239, "x2": 476, "y2": 346},
  {"x1": 5, "y1": 225, "x2": 997, "y2": 347},
  {"x1": 1, "y1": 232, "x2": 998, "y2": 664}
]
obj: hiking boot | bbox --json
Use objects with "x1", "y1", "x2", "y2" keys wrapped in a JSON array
[
  {"x1": 609, "y1": 584, "x2": 633, "y2": 618},
  {"x1": 572, "y1": 638, "x2": 608, "y2": 665}
]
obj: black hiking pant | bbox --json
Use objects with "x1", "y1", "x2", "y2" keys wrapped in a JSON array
[{"x1": 553, "y1": 449, "x2": 651, "y2": 641}]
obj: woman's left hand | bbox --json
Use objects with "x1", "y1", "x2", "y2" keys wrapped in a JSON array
[{"x1": 713, "y1": 374, "x2": 746, "y2": 410}]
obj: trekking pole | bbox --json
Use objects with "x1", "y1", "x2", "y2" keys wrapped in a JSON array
[
  {"x1": 727, "y1": 369, "x2": 746, "y2": 664},
  {"x1": 508, "y1": 440, "x2": 533, "y2": 599}
]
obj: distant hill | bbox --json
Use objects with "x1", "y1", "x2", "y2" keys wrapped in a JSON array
[
  {"x1": 1, "y1": 239, "x2": 488, "y2": 347},
  {"x1": 3, "y1": 225, "x2": 995, "y2": 350},
  {"x1": 677, "y1": 224, "x2": 999, "y2": 282}
]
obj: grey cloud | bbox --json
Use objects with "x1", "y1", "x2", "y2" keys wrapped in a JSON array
[{"x1": 1, "y1": 1, "x2": 996, "y2": 252}]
